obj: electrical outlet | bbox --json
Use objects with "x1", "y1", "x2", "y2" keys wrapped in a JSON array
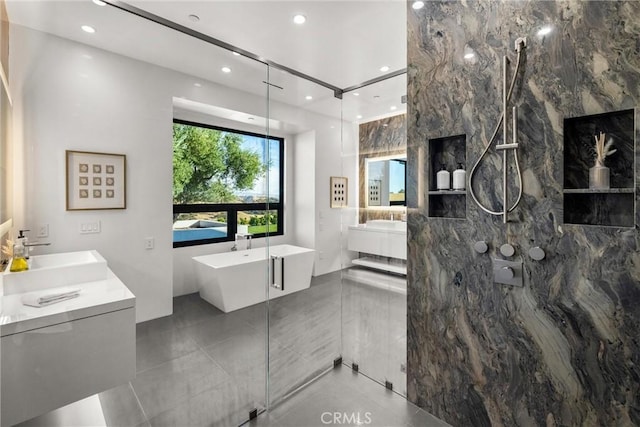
[
  {"x1": 37, "y1": 224, "x2": 49, "y2": 238},
  {"x1": 144, "y1": 237, "x2": 154, "y2": 250}
]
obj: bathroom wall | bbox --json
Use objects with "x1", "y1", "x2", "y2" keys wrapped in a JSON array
[
  {"x1": 407, "y1": 1, "x2": 639, "y2": 426},
  {"x1": 10, "y1": 25, "x2": 355, "y2": 319},
  {"x1": 358, "y1": 114, "x2": 406, "y2": 224},
  {"x1": 10, "y1": 25, "x2": 174, "y2": 322}
]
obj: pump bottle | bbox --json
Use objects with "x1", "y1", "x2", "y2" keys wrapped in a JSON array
[
  {"x1": 9, "y1": 240, "x2": 28, "y2": 272},
  {"x1": 436, "y1": 164, "x2": 450, "y2": 190},
  {"x1": 453, "y1": 162, "x2": 466, "y2": 190}
]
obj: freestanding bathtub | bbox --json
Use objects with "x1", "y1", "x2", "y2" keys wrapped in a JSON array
[{"x1": 193, "y1": 244, "x2": 315, "y2": 312}]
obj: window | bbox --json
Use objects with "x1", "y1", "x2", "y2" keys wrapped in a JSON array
[
  {"x1": 388, "y1": 159, "x2": 406, "y2": 206},
  {"x1": 172, "y1": 119, "x2": 284, "y2": 247}
]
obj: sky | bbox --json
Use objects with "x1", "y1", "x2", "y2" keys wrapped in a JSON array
[{"x1": 235, "y1": 134, "x2": 280, "y2": 200}]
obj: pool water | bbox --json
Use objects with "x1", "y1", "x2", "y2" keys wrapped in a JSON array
[{"x1": 173, "y1": 228, "x2": 227, "y2": 242}]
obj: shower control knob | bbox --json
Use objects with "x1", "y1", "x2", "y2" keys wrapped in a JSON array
[
  {"x1": 500, "y1": 243, "x2": 515, "y2": 257},
  {"x1": 529, "y1": 246, "x2": 546, "y2": 261},
  {"x1": 498, "y1": 266, "x2": 515, "y2": 281},
  {"x1": 474, "y1": 241, "x2": 488, "y2": 254}
]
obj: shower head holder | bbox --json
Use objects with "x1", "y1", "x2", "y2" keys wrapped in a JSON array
[{"x1": 515, "y1": 37, "x2": 527, "y2": 52}]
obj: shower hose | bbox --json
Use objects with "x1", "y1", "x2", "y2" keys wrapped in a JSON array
[{"x1": 468, "y1": 41, "x2": 526, "y2": 216}]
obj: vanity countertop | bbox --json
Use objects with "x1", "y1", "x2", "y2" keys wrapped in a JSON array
[{"x1": 1, "y1": 269, "x2": 135, "y2": 337}]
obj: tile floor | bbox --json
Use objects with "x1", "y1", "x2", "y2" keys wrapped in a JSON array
[{"x1": 18, "y1": 268, "x2": 447, "y2": 427}]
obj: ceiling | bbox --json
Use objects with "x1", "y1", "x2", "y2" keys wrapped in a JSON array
[{"x1": 6, "y1": 0, "x2": 407, "y2": 123}]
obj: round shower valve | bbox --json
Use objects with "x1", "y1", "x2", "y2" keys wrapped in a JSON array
[
  {"x1": 500, "y1": 243, "x2": 515, "y2": 257},
  {"x1": 474, "y1": 241, "x2": 488, "y2": 254},
  {"x1": 529, "y1": 246, "x2": 545, "y2": 261}
]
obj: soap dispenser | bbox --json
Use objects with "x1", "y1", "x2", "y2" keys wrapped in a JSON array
[
  {"x1": 9, "y1": 238, "x2": 28, "y2": 272},
  {"x1": 436, "y1": 163, "x2": 450, "y2": 190},
  {"x1": 453, "y1": 162, "x2": 466, "y2": 190}
]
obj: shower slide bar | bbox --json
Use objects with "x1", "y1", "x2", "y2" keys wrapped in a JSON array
[{"x1": 469, "y1": 37, "x2": 527, "y2": 223}]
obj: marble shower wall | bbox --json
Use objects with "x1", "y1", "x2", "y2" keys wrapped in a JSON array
[
  {"x1": 359, "y1": 114, "x2": 407, "y2": 224},
  {"x1": 407, "y1": 1, "x2": 640, "y2": 426}
]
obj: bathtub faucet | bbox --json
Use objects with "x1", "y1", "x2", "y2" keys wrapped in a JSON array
[{"x1": 234, "y1": 232, "x2": 253, "y2": 251}]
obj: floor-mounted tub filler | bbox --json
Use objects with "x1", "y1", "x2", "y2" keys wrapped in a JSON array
[{"x1": 193, "y1": 244, "x2": 315, "y2": 313}]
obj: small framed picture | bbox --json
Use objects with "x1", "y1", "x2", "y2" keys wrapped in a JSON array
[{"x1": 66, "y1": 150, "x2": 126, "y2": 210}]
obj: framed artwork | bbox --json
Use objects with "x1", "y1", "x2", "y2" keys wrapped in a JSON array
[
  {"x1": 66, "y1": 150, "x2": 126, "y2": 210},
  {"x1": 330, "y1": 176, "x2": 348, "y2": 208}
]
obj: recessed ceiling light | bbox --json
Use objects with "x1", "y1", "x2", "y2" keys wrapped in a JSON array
[
  {"x1": 92, "y1": 0, "x2": 106, "y2": 6},
  {"x1": 305, "y1": 95, "x2": 313, "y2": 100},
  {"x1": 221, "y1": 67, "x2": 231, "y2": 73},
  {"x1": 81, "y1": 25, "x2": 96, "y2": 34},
  {"x1": 390, "y1": 106, "x2": 397, "y2": 111},
  {"x1": 248, "y1": 117, "x2": 255, "y2": 121},
  {"x1": 379, "y1": 65, "x2": 390, "y2": 72},
  {"x1": 188, "y1": 14, "x2": 200, "y2": 22},
  {"x1": 194, "y1": 83, "x2": 202, "y2": 87},
  {"x1": 293, "y1": 14, "x2": 306, "y2": 24},
  {"x1": 233, "y1": 52, "x2": 241, "y2": 56},
  {"x1": 537, "y1": 26, "x2": 552, "y2": 36},
  {"x1": 356, "y1": 115, "x2": 363, "y2": 119},
  {"x1": 412, "y1": 1, "x2": 425, "y2": 9},
  {"x1": 353, "y1": 92, "x2": 360, "y2": 97},
  {"x1": 464, "y1": 52, "x2": 475, "y2": 59}
]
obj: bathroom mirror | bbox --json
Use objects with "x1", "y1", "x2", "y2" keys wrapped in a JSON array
[
  {"x1": 365, "y1": 155, "x2": 406, "y2": 207},
  {"x1": 0, "y1": 4, "x2": 11, "y2": 251}
]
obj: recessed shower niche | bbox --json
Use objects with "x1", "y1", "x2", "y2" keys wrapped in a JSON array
[
  {"x1": 428, "y1": 134, "x2": 466, "y2": 218},
  {"x1": 563, "y1": 109, "x2": 635, "y2": 227}
]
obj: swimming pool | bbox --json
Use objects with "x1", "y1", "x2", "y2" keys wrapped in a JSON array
[{"x1": 173, "y1": 228, "x2": 227, "y2": 243}]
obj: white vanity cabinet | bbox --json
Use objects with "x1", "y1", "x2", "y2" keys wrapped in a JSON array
[
  {"x1": 347, "y1": 220, "x2": 407, "y2": 275},
  {"x1": 1, "y1": 252, "x2": 135, "y2": 427}
]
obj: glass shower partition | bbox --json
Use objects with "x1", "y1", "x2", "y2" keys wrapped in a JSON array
[
  {"x1": 340, "y1": 73, "x2": 408, "y2": 397},
  {"x1": 124, "y1": 6, "x2": 275, "y2": 426},
  {"x1": 265, "y1": 65, "x2": 344, "y2": 409}
]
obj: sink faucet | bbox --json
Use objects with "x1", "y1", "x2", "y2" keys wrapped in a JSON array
[{"x1": 18, "y1": 229, "x2": 51, "y2": 259}]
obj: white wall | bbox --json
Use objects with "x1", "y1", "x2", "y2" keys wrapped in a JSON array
[
  {"x1": 11, "y1": 25, "x2": 173, "y2": 322},
  {"x1": 10, "y1": 25, "x2": 358, "y2": 317}
]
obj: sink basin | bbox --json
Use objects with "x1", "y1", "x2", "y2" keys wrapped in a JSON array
[
  {"x1": 2, "y1": 250, "x2": 107, "y2": 295},
  {"x1": 365, "y1": 220, "x2": 407, "y2": 231}
]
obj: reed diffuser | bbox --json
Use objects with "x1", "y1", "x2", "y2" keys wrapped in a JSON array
[{"x1": 589, "y1": 131, "x2": 616, "y2": 189}]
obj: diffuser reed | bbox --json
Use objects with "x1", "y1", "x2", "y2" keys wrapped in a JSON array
[
  {"x1": 594, "y1": 131, "x2": 616, "y2": 167},
  {"x1": 589, "y1": 131, "x2": 616, "y2": 189}
]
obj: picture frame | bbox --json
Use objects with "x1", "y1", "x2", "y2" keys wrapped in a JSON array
[
  {"x1": 330, "y1": 176, "x2": 348, "y2": 208},
  {"x1": 66, "y1": 150, "x2": 126, "y2": 210}
]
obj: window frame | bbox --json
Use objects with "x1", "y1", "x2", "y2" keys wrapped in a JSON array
[{"x1": 172, "y1": 119, "x2": 285, "y2": 248}]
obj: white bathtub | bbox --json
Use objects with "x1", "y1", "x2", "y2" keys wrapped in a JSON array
[{"x1": 192, "y1": 244, "x2": 315, "y2": 313}]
